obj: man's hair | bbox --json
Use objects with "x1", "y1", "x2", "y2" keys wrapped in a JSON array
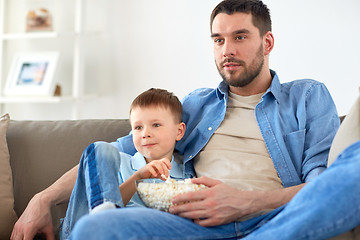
[
  {"x1": 130, "y1": 88, "x2": 183, "y2": 123},
  {"x1": 210, "y1": 0, "x2": 271, "y2": 36}
]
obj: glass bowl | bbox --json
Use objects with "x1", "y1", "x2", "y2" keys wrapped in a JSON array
[{"x1": 135, "y1": 178, "x2": 207, "y2": 212}]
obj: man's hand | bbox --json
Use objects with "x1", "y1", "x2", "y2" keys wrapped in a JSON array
[
  {"x1": 169, "y1": 176, "x2": 263, "y2": 227},
  {"x1": 169, "y1": 176, "x2": 304, "y2": 227},
  {"x1": 11, "y1": 193, "x2": 55, "y2": 240},
  {"x1": 12, "y1": 165, "x2": 78, "y2": 240}
]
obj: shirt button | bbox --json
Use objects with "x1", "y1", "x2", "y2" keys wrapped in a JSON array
[
  {"x1": 208, "y1": 127, "x2": 212, "y2": 131},
  {"x1": 189, "y1": 155, "x2": 192, "y2": 159}
]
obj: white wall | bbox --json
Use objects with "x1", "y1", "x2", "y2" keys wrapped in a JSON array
[
  {"x1": 107, "y1": 0, "x2": 360, "y2": 118},
  {"x1": 3, "y1": 0, "x2": 360, "y2": 120},
  {"x1": 268, "y1": 0, "x2": 360, "y2": 116}
]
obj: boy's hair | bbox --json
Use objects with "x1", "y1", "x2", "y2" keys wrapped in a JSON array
[
  {"x1": 210, "y1": 0, "x2": 272, "y2": 36},
  {"x1": 130, "y1": 88, "x2": 183, "y2": 123}
]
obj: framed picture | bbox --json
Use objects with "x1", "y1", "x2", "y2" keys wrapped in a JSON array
[
  {"x1": 26, "y1": 8, "x2": 53, "y2": 32},
  {"x1": 4, "y1": 52, "x2": 59, "y2": 97}
]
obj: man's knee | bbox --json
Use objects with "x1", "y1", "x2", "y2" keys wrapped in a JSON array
[{"x1": 333, "y1": 140, "x2": 360, "y2": 167}]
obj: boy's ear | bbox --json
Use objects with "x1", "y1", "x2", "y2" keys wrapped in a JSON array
[{"x1": 176, "y1": 122, "x2": 186, "y2": 141}]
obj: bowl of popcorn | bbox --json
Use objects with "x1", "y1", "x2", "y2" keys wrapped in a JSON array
[{"x1": 136, "y1": 177, "x2": 207, "y2": 212}]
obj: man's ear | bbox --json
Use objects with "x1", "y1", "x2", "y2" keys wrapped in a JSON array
[
  {"x1": 263, "y1": 31, "x2": 274, "y2": 56},
  {"x1": 176, "y1": 122, "x2": 186, "y2": 141}
]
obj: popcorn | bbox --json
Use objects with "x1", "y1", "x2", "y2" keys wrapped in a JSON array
[{"x1": 136, "y1": 178, "x2": 207, "y2": 212}]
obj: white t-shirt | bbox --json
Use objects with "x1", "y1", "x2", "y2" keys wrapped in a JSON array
[{"x1": 194, "y1": 91, "x2": 283, "y2": 191}]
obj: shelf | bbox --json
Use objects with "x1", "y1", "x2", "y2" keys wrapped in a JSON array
[
  {"x1": 1, "y1": 31, "x2": 101, "y2": 40},
  {"x1": 0, "y1": 0, "x2": 98, "y2": 119},
  {"x1": 0, "y1": 94, "x2": 97, "y2": 103},
  {"x1": 0, "y1": 96, "x2": 74, "y2": 103},
  {"x1": 1, "y1": 32, "x2": 59, "y2": 40}
]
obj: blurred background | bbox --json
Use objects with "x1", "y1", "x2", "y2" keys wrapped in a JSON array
[{"x1": 0, "y1": 0, "x2": 358, "y2": 120}]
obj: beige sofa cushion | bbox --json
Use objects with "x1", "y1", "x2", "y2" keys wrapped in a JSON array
[
  {"x1": 7, "y1": 118, "x2": 131, "y2": 237},
  {"x1": 0, "y1": 114, "x2": 18, "y2": 239},
  {"x1": 328, "y1": 90, "x2": 360, "y2": 240},
  {"x1": 328, "y1": 90, "x2": 360, "y2": 166}
]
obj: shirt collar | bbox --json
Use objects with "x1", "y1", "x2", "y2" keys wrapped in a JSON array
[
  {"x1": 265, "y1": 70, "x2": 281, "y2": 104},
  {"x1": 132, "y1": 152, "x2": 147, "y2": 170},
  {"x1": 215, "y1": 69, "x2": 281, "y2": 104},
  {"x1": 216, "y1": 81, "x2": 229, "y2": 100}
]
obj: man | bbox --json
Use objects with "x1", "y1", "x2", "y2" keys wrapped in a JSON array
[
  {"x1": 11, "y1": 0, "x2": 339, "y2": 239},
  {"x1": 68, "y1": 0, "x2": 339, "y2": 239}
]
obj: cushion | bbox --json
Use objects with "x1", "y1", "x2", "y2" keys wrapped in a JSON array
[
  {"x1": 0, "y1": 113, "x2": 18, "y2": 239},
  {"x1": 7, "y1": 118, "x2": 131, "y2": 237},
  {"x1": 328, "y1": 89, "x2": 360, "y2": 166}
]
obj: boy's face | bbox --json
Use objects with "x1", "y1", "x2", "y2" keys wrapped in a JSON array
[{"x1": 130, "y1": 106, "x2": 185, "y2": 163}]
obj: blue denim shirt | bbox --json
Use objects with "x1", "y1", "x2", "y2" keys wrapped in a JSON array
[{"x1": 113, "y1": 70, "x2": 340, "y2": 188}]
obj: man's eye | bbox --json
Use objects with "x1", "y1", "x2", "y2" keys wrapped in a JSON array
[
  {"x1": 236, "y1": 36, "x2": 245, "y2": 40},
  {"x1": 214, "y1": 38, "x2": 224, "y2": 43},
  {"x1": 153, "y1": 123, "x2": 161, "y2": 127}
]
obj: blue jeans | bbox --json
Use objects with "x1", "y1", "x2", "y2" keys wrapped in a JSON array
[
  {"x1": 242, "y1": 140, "x2": 360, "y2": 240},
  {"x1": 69, "y1": 141, "x2": 360, "y2": 240},
  {"x1": 69, "y1": 207, "x2": 284, "y2": 240},
  {"x1": 60, "y1": 142, "x2": 124, "y2": 240}
]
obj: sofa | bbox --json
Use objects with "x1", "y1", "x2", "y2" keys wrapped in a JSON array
[
  {"x1": 0, "y1": 96, "x2": 359, "y2": 239},
  {"x1": 0, "y1": 114, "x2": 131, "y2": 239}
]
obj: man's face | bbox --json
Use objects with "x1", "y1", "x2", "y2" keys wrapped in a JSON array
[{"x1": 211, "y1": 13, "x2": 265, "y2": 91}]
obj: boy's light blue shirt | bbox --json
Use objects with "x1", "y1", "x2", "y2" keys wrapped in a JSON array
[
  {"x1": 119, "y1": 152, "x2": 184, "y2": 207},
  {"x1": 113, "y1": 70, "x2": 340, "y2": 188}
]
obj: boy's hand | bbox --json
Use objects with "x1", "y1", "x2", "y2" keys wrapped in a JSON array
[{"x1": 137, "y1": 158, "x2": 172, "y2": 180}]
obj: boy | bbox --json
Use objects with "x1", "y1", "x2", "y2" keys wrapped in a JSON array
[{"x1": 60, "y1": 88, "x2": 185, "y2": 239}]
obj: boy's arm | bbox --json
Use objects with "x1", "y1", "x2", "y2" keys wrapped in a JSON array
[
  {"x1": 119, "y1": 172, "x2": 141, "y2": 206},
  {"x1": 119, "y1": 158, "x2": 172, "y2": 206}
]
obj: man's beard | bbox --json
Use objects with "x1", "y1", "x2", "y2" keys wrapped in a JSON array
[{"x1": 217, "y1": 44, "x2": 264, "y2": 88}]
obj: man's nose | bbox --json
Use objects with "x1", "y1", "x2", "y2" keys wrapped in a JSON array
[{"x1": 223, "y1": 41, "x2": 236, "y2": 57}]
